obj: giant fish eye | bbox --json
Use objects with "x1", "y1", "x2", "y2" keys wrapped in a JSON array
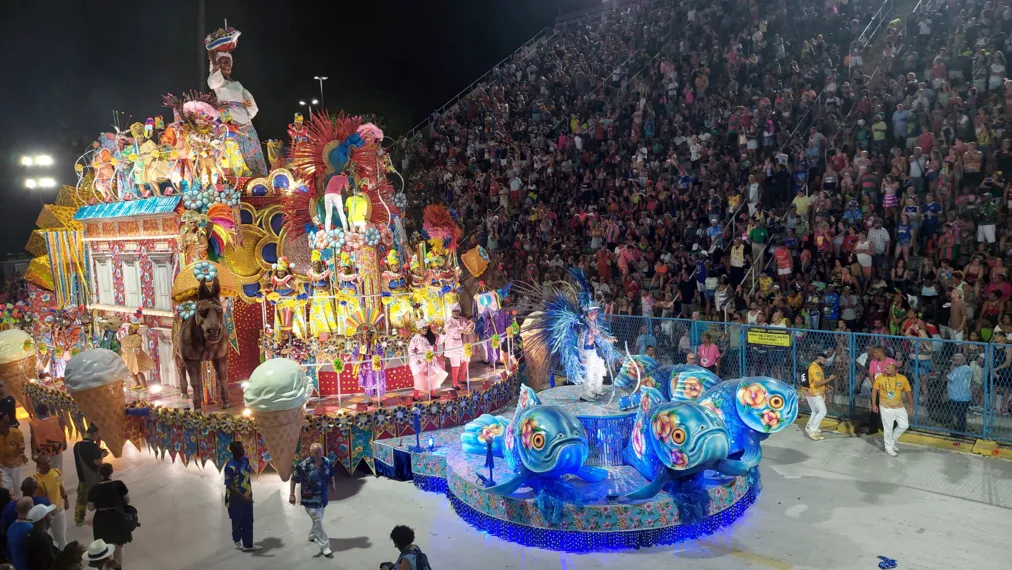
[
  {"x1": 672, "y1": 428, "x2": 686, "y2": 444},
  {"x1": 532, "y1": 433, "x2": 546, "y2": 450},
  {"x1": 769, "y1": 395, "x2": 785, "y2": 410}
]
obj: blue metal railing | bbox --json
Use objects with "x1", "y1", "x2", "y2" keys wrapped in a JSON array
[{"x1": 601, "y1": 314, "x2": 1012, "y2": 443}]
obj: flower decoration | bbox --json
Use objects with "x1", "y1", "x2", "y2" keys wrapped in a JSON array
[
  {"x1": 222, "y1": 186, "x2": 241, "y2": 207},
  {"x1": 425, "y1": 350, "x2": 434, "y2": 363},
  {"x1": 392, "y1": 406, "x2": 411, "y2": 425},
  {"x1": 332, "y1": 358, "x2": 344, "y2": 373},
  {"x1": 313, "y1": 230, "x2": 330, "y2": 251},
  {"x1": 344, "y1": 231, "x2": 365, "y2": 251},
  {"x1": 443, "y1": 400, "x2": 459, "y2": 417},
  {"x1": 425, "y1": 402, "x2": 442, "y2": 418},
  {"x1": 392, "y1": 192, "x2": 407, "y2": 209},
  {"x1": 760, "y1": 409, "x2": 781, "y2": 431},
  {"x1": 478, "y1": 422, "x2": 504, "y2": 444},
  {"x1": 737, "y1": 383, "x2": 768, "y2": 409},
  {"x1": 354, "y1": 412, "x2": 374, "y2": 430},
  {"x1": 364, "y1": 227, "x2": 381, "y2": 247},
  {"x1": 371, "y1": 355, "x2": 382, "y2": 371},
  {"x1": 333, "y1": 411, "x2": 352, "y2": 431},
  {"x1": 490, "y1": 334, "x2": 501, "y2": 350},
  {"x1": 681, "y1": 377, "x2": 703, "y2": 399},
  {"x1": 670, "y1": 449, "x2": 690, "y2": 469},
  {"x1": 192, "y1": 261, "x2": 217, "y2": 282},
  {"x1": 463, "y1": 343, "x2": 473, "y2": 359},
  {"x1": 631, "y1": 418, "x2": 646, "y2": 458},
  {"x1": 379, "y1": 226, "x2": 394, "y2": 247},
  {"x1": 652, "y1": 411, "x2": 677, "y2": 443},
  {"x1": 327, "y1": 228, "x2": 346, "y2": 249},
  {"x1": 373, "y1": 409, "x2": 392, "y2": 429}
]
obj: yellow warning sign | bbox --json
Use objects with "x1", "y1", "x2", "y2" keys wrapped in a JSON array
[{"x1": 746, "y1": 328, "x2": 791, "y2": 347}]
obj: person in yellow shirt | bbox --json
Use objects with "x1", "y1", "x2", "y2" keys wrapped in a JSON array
[
  {"x1": 871, "y1": 363, "x2": 912, "y2": 456},
  {"x1": 0, "y1": 414, "x2": 27, "y2": 495},
  {"x1": 33, "y1": 454, "x2": 69, "y2": 549},
  {"x1": 805, "y1": 351, "x2": 835, "y2": 440}
]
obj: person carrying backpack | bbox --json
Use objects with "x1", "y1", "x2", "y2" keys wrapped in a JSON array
[{"x1": 390, "y1": 525, "x2": 432, "y2": 570}]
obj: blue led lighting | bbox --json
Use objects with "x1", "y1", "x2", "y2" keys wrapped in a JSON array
[
  {"x1": 413, "y1": 473, "x2": 448, "y2": 494},
  {"x1": 445, "y1": 482, "x2": 759, "y2": 553}
]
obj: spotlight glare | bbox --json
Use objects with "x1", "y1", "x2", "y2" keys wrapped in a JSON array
[
  {"x1": 38, "y1": 177, "x2": 57, "y2": 188},
  {"x1": 242, "y1": 408, "x2": 252, "y2": 417},
  {"x1": 311, "y1": 99, "x2": 319, "y2": 105},
  {"x1": 34, "y1": 155, "x2": 54, "y2": 166},
  {"x1": 299, "y1": 100, "x2": 306, "y2": 106},
  {"x1": 24, "y1": 178, "x2": 37, "y2": 189},
  {"x1": 20, "y1": 156, "x2": 33, "y2": 166},
  {"x1": 149, "y1": 384, "x2": 164, "y2": 394}
]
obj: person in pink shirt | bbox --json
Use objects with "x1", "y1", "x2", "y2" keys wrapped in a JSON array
[
  {"x1": 864, "y1": 346, "x2": 896, "y2": 434},
  {"x1": 698, "y1": 332, "x2": 721, "y2": 373}
]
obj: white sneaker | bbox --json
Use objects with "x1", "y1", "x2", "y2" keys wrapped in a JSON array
[
  {"x1": 322, "y1": 546, "x2": 334, "y2": 557},
  {"x1": 242, "y1": 545, "x2": 263, "y2": 552},
  {"x1": 885, "y1": 447, "x2": 898, "y2": 457},
  {"x1": 234, "y1": 541, "x2": 243, "y2": 550}
]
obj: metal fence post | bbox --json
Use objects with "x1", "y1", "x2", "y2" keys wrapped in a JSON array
[
  {"x1": 912, "y1": 339, "x2": 920, "y2": 428},
  {"x1": 848, "y1": 332, "x2": 857, "y2": 420},
  {"x1": 738, "y1": 325, "x2": 747, "y2": 377},
  {"x1": 791, "y1": 329, "x2": 799, "y2": 386},
  {"x1": 984, "y1": 342, "x2": 993, "y2": 440}
]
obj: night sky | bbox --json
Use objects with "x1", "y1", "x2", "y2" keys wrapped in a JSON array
[{"x1": 0, "y1": 0, "x2": 596, "y2": 256}]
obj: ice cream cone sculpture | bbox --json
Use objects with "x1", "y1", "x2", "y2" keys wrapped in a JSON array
[
  {"x1": 64, "y1": 349, "x2": 131, "y2": 458},
  {"x1": 0, "y1": 329, "x2": 39, "y2": 414},
  {"x1": 243, "y1": 358, "x2": 310, "y2": 481}
]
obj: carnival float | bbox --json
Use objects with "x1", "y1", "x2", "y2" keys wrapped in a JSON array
[
  {"x1": 13, "y1": 24, "x2": 516, "y2": 476},
  {"x1": 7, "y1": 22, "x2": 793, "y2": 553}
]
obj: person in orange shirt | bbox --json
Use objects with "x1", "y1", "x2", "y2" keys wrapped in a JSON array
[
  {"x1": 871, "y1": 363, "x2": 913, "y2": 456},
  {"x1": 0, "y1": 414, "x2": 27, "y2": 495},
  {"x1": 804, "y1": 351, "x2": 835, "y2": 440},
  {"x1": 29, "y1": 404, "x2": 68, "y2": 473}
]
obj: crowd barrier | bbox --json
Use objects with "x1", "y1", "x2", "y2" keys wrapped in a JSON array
[{"x1": 603, "y1": 315, "x2": 1012, "y2": 444}]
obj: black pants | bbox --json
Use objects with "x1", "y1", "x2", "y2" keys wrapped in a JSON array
[
  {"x1": 951, "y1": 400, "x2": 970, "y2": 433},
  {"x1": 866, "y1": 392, "x2": 882, "y2": 433}
]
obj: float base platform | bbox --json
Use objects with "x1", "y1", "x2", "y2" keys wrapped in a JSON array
[{"x1": 374, "y1": 423, "x2": 759, "y2": 552}]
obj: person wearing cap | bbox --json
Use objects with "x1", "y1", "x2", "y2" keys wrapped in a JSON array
[
  {"x1": 32, "y1": 454, "x2": 68, "y2": 549},
  {"x1": 24, "y1": 503, "x2": 58, "y2": 570},
  {"x1": 872, "y1": 362, "x2": 913, "y2": 456},
  {"x1": 6, "y1": 497, "x2": 34, "y2": 569},
  {"x1": 805, "y1": 351, "x2": 835, "y2": 440},
  {"x1": 1, "y1": 478, "x2": 50, "y2": 536},
  {"x1": 441, "y1": 305, "x2": 475, "y2": 390},
  {"x1": 408, "y1": 321, "x2": 448, "y2": 400},
  {"x1": 946, "y1": 353, "x2": 973, "y2": 434},
  {"x1": 84, "y1": 539, "x2": 117, "y2": 569},
  {"x1": 0, "y1": 414, "x2": 27, "y2": 497}
]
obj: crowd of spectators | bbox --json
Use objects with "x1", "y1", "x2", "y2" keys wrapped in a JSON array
[{"x1": 398, "y1": 0, "x2": 1012, "y2": 420}]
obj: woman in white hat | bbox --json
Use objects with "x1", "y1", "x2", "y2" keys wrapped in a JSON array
[
  {"x1": 408, "y1": 321, "x2": 447, "y2": 400},
  {"x1": 85, "y1": 538, "x2": 116, "y2": 568}
]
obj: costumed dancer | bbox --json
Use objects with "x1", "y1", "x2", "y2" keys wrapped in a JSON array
[
  {"x1": 355, "y1": 328, "x2": 386, "y2": 399},
  {"x1": 288, "y1": 113, "x2": 308, "y2": 148},
  {"x1": 516, "y1": 268, "x2": 619, "y2": 402},
  {"x1": 114, "y1": 133, "x2": 139, "y2": 200},
  {"x1": 382, "y1": 250, "x2": 412, "y2": 330},
  {"x1": 120, "y1": 324, "x2": 153, "y2": 390},
  {"x1": 308, "y1": 250, "x2": 338, "y2": 339},
  {"x1": 441, "y1": 304, "x2": 474, "y2": 389},
  {"x1": 206, "y1": 29, "x2": 267, "y2": 176},
  {"x1": 408, "y1": 320, "x2": 447, "y2": 400},
  {"x1": 269, "y1": 257, "x2": 306, "y2": 340},
  {"x1": 345, "y1": 178, "x2": 372, "y2": 232},
  {"x1": 181, "y1": 210, "x2": 209, "y2": 264}
]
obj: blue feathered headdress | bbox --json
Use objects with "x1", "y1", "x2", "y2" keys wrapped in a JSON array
[{"x1": 514, "y1": 268, "x2": 619, "y2": 385}]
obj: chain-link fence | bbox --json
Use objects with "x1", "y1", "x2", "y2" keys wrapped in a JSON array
[{"x1": 602, "y1": 315, "x2": 1011, "y2": 443}]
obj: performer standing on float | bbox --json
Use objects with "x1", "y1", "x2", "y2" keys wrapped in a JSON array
[
  {"x1": 408, "y1": 320, "x2": 447, "y2": 400},
  {"x1": 442, "y1": 304, "x2": 474, "y2": 390},
  {"x1": 308, "y1": 251, "x2": 337, "y2": 340},
  {"x1": 515, "y1": 268, "x2": 619, "y2": 402},
  {"x1": 206, "y1": 29, "x2": 267, "y2": 176}
]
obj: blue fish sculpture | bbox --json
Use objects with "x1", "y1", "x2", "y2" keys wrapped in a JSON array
[
  {"x1": 463, "y1": 385, "x2": 607, "y2": 523},
  {"x1": 460, "y1": 414, "x2": 508, "y2": 457},
  {"x1": 613, "y1": 354, "x2": 667, "y2": 396},
  {"x1": 668, "y1": 364, "x2": 723, "y2": 402},
  {"x1": 694, "y1": 377, "x2": 799, "y2": 468},
  {"x1": 623, "y1": 387, "x2": 748, "y2": 501}
]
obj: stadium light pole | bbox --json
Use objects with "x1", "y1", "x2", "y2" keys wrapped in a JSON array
[{"x1": 313, "y1": 76, "x2": 328, "y2": 109}]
